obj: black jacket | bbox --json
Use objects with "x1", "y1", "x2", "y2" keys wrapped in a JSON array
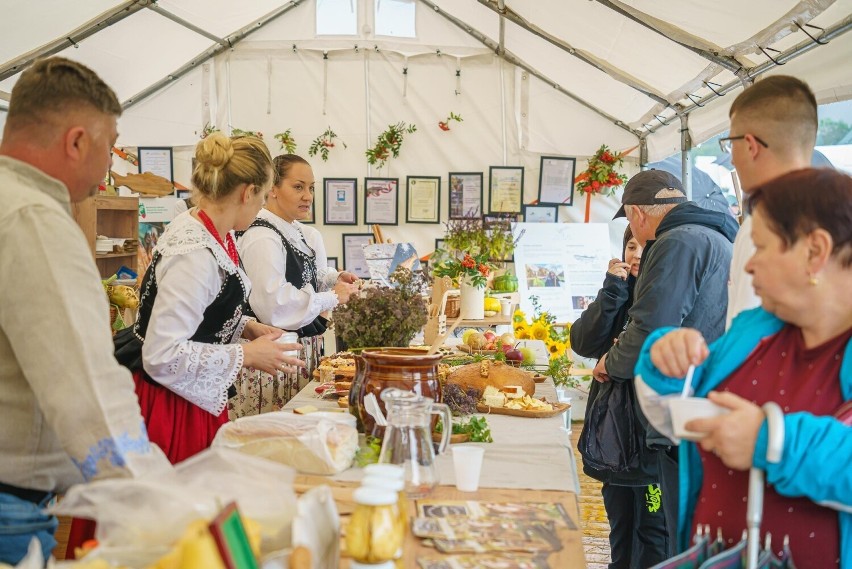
[
  {"x1": 571, "y1": 273, "x2": 659, "y2": 485},
  {"x1": 604, "y1": 202, "x2": 738, "y2": 447}
]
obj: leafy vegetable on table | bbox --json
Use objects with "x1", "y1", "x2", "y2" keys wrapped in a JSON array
[
  {"x1": 355, "y1": 436, "x2": 382, "y2": 467},
  {"x1": 436, "y1": 416, "x2": 493, "y2": 443}
]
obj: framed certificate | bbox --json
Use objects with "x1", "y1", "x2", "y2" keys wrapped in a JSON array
[
  {"x1": 523, "y1": 204, "x2": 558, "y2": 223},
  {"x1": 364, "y1": 177, "x2": 399, "y2": 225},
  {"x1": 324, "y1": 178, "x2": 357, "y2": 225},
  {"x1": 327, "y1": 257, "x2": 338, "y2": 270},
  {"x1": 488, "y1": 166, "x2": 524, "y2": 214},
  {"x1": 342, "y1": 233, "x2": 373, "y2": 279},
  {"x1": 448, "y1": 172, "x2": 483, "y2": 219},
  {"x1": 537, "y1": 156, "x2": 576, "y2": 206},
  {"x1": 138, "y1": 147, "x2": 174, "y2": 181},
  {"x1": 406, "y1": 176, "x2": 441, "y2": 224}
]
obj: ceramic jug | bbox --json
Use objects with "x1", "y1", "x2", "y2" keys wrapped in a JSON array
[
  {"x1": 348, "y1": 348, "x2": 443, "y2": 438},
  {"x1": 377, "y1": 388, "x2": 451, "y2": 497}
]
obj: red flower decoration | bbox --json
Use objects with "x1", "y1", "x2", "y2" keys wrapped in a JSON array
[{"x1": 576, "y1": 144, "x2": 628, "y2": 197}]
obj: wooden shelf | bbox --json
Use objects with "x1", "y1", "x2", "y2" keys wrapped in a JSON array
[
  {"x1": 458, "y1": 313, "x2": 513, "y2": 327},
  {"x1": 72, "y1": 195, "x2": 139, "y2": 278}
]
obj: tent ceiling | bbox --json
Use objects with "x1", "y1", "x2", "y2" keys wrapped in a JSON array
[{"x1": 0, "y1": 0, "x2": 850, "y2": 161}]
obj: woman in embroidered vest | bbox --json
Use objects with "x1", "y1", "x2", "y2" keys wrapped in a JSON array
[
  {"x1": 113, "y1": 133, "x2": 304, "y2": 460},
  {"x1": 232, "y1": 154, "x2": 359, "y2": 416},
  {"x1": 635, "y1": 168, "x2": 852, "y2": 568}
]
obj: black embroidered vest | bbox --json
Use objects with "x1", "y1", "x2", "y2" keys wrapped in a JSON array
[{"x1": 241, "y1": 218, "x2": 327, "y2": 338}]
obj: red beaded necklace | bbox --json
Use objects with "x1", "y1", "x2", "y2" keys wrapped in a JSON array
[{"x1": 197, "y1": 209, "x2": 240, "y2": 265}]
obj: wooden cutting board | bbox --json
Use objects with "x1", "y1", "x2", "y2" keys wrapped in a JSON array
[{"x1": 111, "y1": 170, "x2": 174, "y2": 196}]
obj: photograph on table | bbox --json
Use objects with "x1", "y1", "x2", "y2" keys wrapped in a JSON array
[
  {"x1": 327, "y1": 256, "x2": 338, "y2": 271},
  {"x1": 364, "y1": 177, "x2": 399, "y2": 225},
  {"x1": 449, "y1": 172, "x2": 483, "y2": 219},
  {"x1": 537, "y1": 156, "x2": 576, "y2": 206},
  {"x1": 406, "y1": 176, "x2": 441, "y2": 223},
  {"x1": 341, "y1": 233, "x2": 373, "y2": 279},
  {"x1": 137, "y1": 146, "x2": 174, "y2": 181},
  {"x1": 488, "y1": 166, "x2": 524, "y2": 214},
  {"x1": 523, "y1": 204, "x2": 558, "y2": 223},
  {"x1": 323, "y1": 178, "x2": 358, "y2": 225}
]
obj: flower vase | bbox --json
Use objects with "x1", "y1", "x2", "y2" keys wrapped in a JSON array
[{"x1": 459, "y1": 279, "x2": 485, "y2": 320}]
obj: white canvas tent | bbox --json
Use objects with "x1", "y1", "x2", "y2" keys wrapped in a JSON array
[{"x1": 1, "y1": 0, "x2": 851, "y2": 259}]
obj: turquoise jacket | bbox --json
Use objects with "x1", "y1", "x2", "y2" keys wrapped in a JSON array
[{"x1": 635, "y1": 307, "x2": 852, "y2": 567}]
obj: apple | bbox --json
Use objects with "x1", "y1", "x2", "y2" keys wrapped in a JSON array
[
  {"x1": 483, "y1": 330, "x2": 497, "y2": 342},
  {"x1": 499, "y1": 333, "x2": 515, "y2": 346},
  {"x1": 501, "y1": 343, "x2": 513, "y2": 354},
  {"x1": 519, "y1": 347, "x2": 536, "y2": 365},
  {"x1": 505, "y1": 349, "x2": 523, "y2": 362}
]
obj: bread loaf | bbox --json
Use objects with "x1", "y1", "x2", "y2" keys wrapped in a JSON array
[{"x1": 447, "y1": 361, "x2": 535, "y2": 396}]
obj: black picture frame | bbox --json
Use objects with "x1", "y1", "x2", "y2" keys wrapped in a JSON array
[
  {"x1": 488, "y1": 166, "x2": 524, "y2": 214},
  {"x1": 341, "y1": 233, "x2": 373, "y2": 278},
  {"x1": 523, "y1": 204, "x2": 558, "y2": 223},
  {"x1": 434, "y1": 238, "x2": 446, "y2": 252},
  {"x1": 364, "y1": 177, "x2": 399, "y2": 225},
  {"x1": 448, "y1": 172, "x2": 484, "y2": 219},
  {"x1": 138, "y1": 146, "x2": 174, "y2": 182},
  {"x1": 537, "y1": 155, "x2": 576, "y2": 206},
  {"x1": 323, "y1": 178, "x2": 358, "y2": 225},
  {"x1": 327, "y1": 256, "x2": 338, "y2": 271},
  {"x1": 406, "y1": 176, "x2": 441, "y2": 224}
]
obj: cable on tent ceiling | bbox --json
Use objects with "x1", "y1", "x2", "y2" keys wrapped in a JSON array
[
  {"x1": 685, "y1": 93, "x2": 705, "y2": 108},
  {"x1": 703, "y1": 80, "x2": 724, "y2": 97},
  {"x1": 322, "y1": 51, "x2": 329, "y2": 116},
  {"x1": 455, "y1": 58, "x2": 462, "y2": 96},
  {"x1": 67, "y1": 37, "x2": 79, "y2": 49},
  {"x1": 757, "y1": 45, "x2": 785, "y2": 65},
  {"x1": 403, "y1": 57, "x2": 409, "y2": 98},
  {"x1": 794, "y1": 21, "x2": 829, "y2": 45},
  {"x1": 654, "y1": 114, "x2": 670, "y2": 127}
]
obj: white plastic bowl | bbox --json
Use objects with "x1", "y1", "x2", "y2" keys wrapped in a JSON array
[{"x1": 669, "y1": 397, "x2": 729, "y2": 441}]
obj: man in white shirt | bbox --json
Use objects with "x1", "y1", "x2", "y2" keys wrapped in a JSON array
[
  {"x1": 723, "y1": 76, "x2": 817, "y2": 327},
  {"x1": 0, "y1": 57, "x2": 168, "y2": 563}
]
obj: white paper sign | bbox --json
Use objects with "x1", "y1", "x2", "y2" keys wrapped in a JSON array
[{"x1": 512, "y1": 222, "x2": 610, "y2": 323}]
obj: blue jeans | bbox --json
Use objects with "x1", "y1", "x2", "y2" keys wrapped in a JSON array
[{"x1": 0, "y1": 492, "x2": 58, "y2": 565}]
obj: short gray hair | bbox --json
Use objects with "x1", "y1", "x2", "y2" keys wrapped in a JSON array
[{"x1": 634, "y1": 188, "x2": 686, "y2": 218}]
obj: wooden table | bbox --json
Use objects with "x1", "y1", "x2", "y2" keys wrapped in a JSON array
[{"x1": 293, "y1": 475, "x2": 587, "y2": 568}]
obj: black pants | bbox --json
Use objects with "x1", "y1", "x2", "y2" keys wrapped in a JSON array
[
  {"x1": 657, "y1": 446, "x2": 680, "y2": 557},
  {"x1": 601, "y1": 483, "x2": 669, "y2": 569}
]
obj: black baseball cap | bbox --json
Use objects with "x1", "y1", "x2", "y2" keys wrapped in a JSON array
[{"x1": 613, "y1": 169, "x2": 686, "y2": 219}]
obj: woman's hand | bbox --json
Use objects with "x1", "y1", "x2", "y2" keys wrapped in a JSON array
[
  {"x1": 607, "y1": 258, "x2": 630, "y2": 280},
  {"x1": 649, "y1": 328, "x2": 709, "y2": 377},
  {"x1": 333, "y1": 281, "x2": 360, "y2": 304},
  {"x1": 337, "y1": 271, "x2": 359, "y2": 284},
  {"x1": 685, "y1": 391, "x2": 766, "y2": 470},
  {"x1": 242, "y1": 333, "x2": 306, "y2": 375},
  {"x1": 242, "y1": 320, "x2": 280, "y2": 341}
]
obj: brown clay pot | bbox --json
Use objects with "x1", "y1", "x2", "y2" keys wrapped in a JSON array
[{"x1": 349, "y1": 347, "x2": 443, "y2": 439}]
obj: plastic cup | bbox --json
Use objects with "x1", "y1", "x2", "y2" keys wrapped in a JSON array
[
  {"x1": 452, "y1": 446, "x2": 485, "y2": 492},
  {"x1": 500, "y1": 298, "x2": 512, "y2": 316},
  {"x1": 669, "y1": 397, "x2": 729, "y2": 441}
]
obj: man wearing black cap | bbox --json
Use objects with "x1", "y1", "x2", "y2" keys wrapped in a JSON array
[{"x1": 593, "y1": 168, "x2": 739, "y2": 555}]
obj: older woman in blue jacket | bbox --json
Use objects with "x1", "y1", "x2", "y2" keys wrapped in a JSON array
[{"x1": 634, "y1": 168, "x2": 852, "y2": 568}]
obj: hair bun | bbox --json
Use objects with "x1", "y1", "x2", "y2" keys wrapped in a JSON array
[{"x1": 196, "y1": 132, "x2": 235, "y2": 170}]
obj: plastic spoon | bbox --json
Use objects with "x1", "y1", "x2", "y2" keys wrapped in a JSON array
[{"x1": 680, "y1": 364, "x2": 696, "y2": 398}]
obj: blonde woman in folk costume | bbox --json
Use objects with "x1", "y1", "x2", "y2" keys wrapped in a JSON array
[
  {"x1": 233, "y1": 154, "x2": 359, "y2": 416},
  {"x1": 112, "y1": 134, "x2": 304, "y2": 459}
]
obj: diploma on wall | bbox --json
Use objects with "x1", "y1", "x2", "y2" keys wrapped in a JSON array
[{"x1": 406, "y1": 176, "x2": 441, "y2": 223}]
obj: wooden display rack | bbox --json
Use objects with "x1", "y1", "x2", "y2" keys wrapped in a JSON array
[
  {"x1": 72, "y1": 195, "x2": 139, "y2": 278},
  {"x1": 424, "y1": 276, "x2": 518, "y2": 346}
]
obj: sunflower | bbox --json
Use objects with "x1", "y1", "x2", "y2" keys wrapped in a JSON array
[
  {"x1": 547, "y1": 340, "x2": 567, "y2": 359},
  {"x1": 530, "y1": 321, "x2": 550, "y2": 341},
  {"x1": 514, "y1": 323, "x2": 531, "y2": 339},
  {"x1": 512, "y1": 310, "x2": 527, "y2": 326}
]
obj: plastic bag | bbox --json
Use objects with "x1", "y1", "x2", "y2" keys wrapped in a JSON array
[
  {"x1": 52, "y1": 448, "x2": 297, "y2": 566},
  {"x1": 577, "y1": 379, "x2": 641, "y2": 472},
  {"x1": 212, "y1": 411, "x2": 358, "y2": 475}
]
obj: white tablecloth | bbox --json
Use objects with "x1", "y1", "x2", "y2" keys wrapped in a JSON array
[{"x1": 283, "y1": 379, "x2": 580, "y2": 493}]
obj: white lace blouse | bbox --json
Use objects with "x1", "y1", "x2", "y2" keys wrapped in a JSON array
[
  {"x1": 238, "y1": 208, "x2": 340, "y2": 331},
  {"x1": 141, "y1": 212, "x2": 252, "y2": 415}
]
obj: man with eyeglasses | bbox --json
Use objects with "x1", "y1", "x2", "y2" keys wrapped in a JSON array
[{"x1": 722, "y1": 75, "x2": 817, "y2": 328}]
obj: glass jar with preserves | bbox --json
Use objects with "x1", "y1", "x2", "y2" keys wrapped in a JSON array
[
  {"x1": 346, "y1": 488, "x2": 404, "y2": 564},
  {"x1": 361, "y1": 475, "x2": 409, "y2": 542}
]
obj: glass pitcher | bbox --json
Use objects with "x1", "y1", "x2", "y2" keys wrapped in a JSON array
[{"x1": 378, "y1": 388, "x2": 451, "y2": 498}]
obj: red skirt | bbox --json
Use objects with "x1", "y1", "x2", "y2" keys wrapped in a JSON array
[{"x1": 65, "y1": 369, "x2": 228, "y2": 558}]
